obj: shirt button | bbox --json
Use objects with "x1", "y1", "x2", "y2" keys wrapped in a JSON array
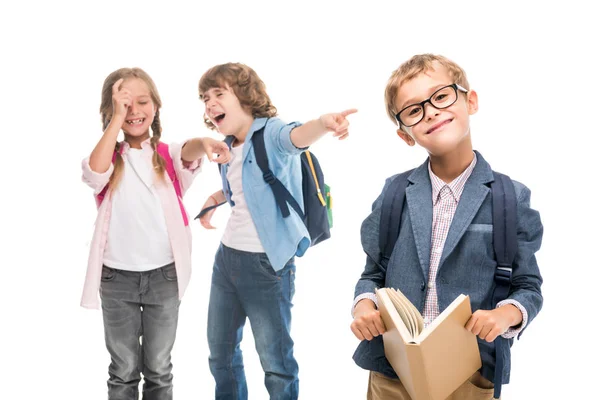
[{"x1": 428, "y1": 282, "x2": 433, "y2": 289}]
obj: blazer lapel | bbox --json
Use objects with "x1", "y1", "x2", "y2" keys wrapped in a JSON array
[{"x1": 438, "y1": 151, "x2": 494, "y2": 269}]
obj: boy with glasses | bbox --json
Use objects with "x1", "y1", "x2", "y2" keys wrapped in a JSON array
[{"x1": 350, "y1": 54, "x2": 544, "y2": 399}]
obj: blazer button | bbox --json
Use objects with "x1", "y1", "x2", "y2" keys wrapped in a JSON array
[{"x1": 420, "y1": 282, "x2": 426, "y2": 291}]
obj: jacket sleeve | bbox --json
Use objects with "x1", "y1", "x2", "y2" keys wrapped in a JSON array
[
  {"x1": 353, "y1": 178, "x2": 394, "y2": 299},
  {"x1": 505, "y1": 181, "x2": 544, "y2": 336}
]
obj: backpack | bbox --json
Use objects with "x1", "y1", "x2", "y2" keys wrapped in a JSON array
[
  {"x1": 95, "y1": 142, "x2": 189, "y2": 226},
  {"x1": 252, "y1": 125, "x2": 332, "y2": 246},
  {"x1": 377, "y1": 169, "x2": 517, "y2": 399}
]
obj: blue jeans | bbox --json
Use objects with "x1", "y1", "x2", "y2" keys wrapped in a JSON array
[
  {"x1": 207, "y1": 244, "x2": 298, "y2": 400},
  {"x1": 100, "y1": 263, "x2": 180, "y2": 400}
]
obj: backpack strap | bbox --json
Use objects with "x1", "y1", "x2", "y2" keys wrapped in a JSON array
[
  {"x1": 305, "y1": 151, "x2": 326, "y2": 206},
  {"x1": 378, "y1": 170, "x2": 414, "y2": 269},
  {"x1": 490, "y1": 171, "x2": 518, "y2": 399},
  {"x1": 157, "y1": 142, "x2": 189, "y2": 226},
  {"x1": 252, "y1": 126, "x2": 304, "y2": 220}
]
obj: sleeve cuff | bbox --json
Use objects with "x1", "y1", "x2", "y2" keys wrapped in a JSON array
[
  {"x1": 277, "y1": 120, "x2": 304, "y2": 154},
  {"x1": 81, "y1": 157, "x2": 113, "y2": 194},
  {"x1": 497, "y1": 299, "x2": 528, "y2": 339},
  {"x1": 351, "y1": 293, "x2": 378, "y2": 318}
]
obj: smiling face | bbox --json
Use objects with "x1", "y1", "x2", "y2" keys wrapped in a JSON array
[
  {"x1": 201, "y1": 86, "x2": 254, "y2": 138},
  {"x1": 395, "y1": 64, "x2": 478, "y2": 158},
  {"x1": 119, "y1": 77, "x2": 156, "y2": 141}
]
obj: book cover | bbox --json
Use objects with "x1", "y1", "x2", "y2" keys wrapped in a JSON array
[{"x1": 375, "y1": 288, "x2": 482, "y2": 400}]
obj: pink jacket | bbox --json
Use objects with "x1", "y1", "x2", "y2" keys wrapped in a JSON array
[{"x1": 80, "y1": 140, "x2": 202, "y2": 309}]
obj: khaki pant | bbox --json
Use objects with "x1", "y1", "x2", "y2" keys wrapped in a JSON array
[{"x1": 367, "y1": 370, "x2": 498, "y2": 400}]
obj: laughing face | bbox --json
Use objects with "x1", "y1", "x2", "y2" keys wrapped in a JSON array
[
  {"x1": 202, "y1": 86, "x2": 253, "y2": 139},
  {"x1": 395, "y1": 63, "x2": 478, "y2": 157},
  {"x1": 119, "y1": 78, "x2": 156, "y2": 140}
]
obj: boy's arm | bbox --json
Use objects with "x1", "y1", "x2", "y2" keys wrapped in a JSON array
[
  {"x1": 197, "y1": 189, "x2": 227, "y2": 230},
  {"x1": 502, "y1": 183, "x2": 544, "y2": 333},
  {"x1": 290, "y1": 109, "x2": 357, "y2": 149},
  {"x1": 466, "y1": 183, "x2": 543, "y2": 342},
  {"x1": 353, "y1": 179, "x2": 392, "y2": 308},
  {"x1": 350, "y1": 181, "x2": 392, "y2": 341}
]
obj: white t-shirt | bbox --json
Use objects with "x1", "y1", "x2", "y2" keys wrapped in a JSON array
[
  {"x1": 104, "y1": 148, "x2": 174, "y2": 271},
  {"x1": 221, "y1": 144, "x2": 265, "y2": 252}
]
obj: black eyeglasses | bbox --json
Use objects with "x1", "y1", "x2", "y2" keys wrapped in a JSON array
[{"x1": 395, "y1": 83, "x2": 468, "y2": 128}]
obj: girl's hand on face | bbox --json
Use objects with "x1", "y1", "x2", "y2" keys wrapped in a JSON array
[{"x1": 111, "y1": 78, "x2": 132, "y2": 123}]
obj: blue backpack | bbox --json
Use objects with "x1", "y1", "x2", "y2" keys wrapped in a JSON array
[
  {"x1": 251, "y1": 126, "x2": 332, "y2": 246},
  {"x1": 377, "y1": 169, "x2": 517, "y2": 399}
]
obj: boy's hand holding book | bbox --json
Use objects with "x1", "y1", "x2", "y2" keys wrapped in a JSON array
[
  {"x1": 350, "y1": 299, "x2": 386, "y2": 341},
  {"x1": 466, "y1": 304, "x2": 523, "y2": 342}
]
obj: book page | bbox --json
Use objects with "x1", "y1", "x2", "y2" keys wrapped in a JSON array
[
  {"x1": 387, "y1": 288, "x2": 424, "y2": 337},
  {"x1": 375, "y1": 288, "x2": 414, "y2": 343},
  {"x1": 388, "y1": 291, "x2": 417, "y2": 338}
]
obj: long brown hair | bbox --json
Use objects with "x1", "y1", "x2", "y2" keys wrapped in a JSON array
[
  {"x1": 198, "y1": 63, "x2": 277, "y2": 130},
  {"x1": 99, "y1": 67, "x2": 166, "y2": 189}
]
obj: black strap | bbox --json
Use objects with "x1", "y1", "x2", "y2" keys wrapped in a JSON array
[
  {"x1": 490, "y1": 171, "x2": 517, "y2": 399},
  {"x1": 379, "y1": 171, "x2": 413, "y2": 269},
  {"x1": 252, "y1": 126, "x2": 304, "y2": 220},
  {"x1": 194, "y1": 201, "x2": 227, "y2": 220}
]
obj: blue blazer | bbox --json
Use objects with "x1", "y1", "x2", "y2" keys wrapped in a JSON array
[{"x1": 353, "y1": 151, "x2": 543, "y2": 385}]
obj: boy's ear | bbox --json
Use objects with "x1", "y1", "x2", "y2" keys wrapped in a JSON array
[
  {"x1": 396, "y1": 128, "x2": 415, "y2": 146},
  {"x1": 467, "y1": 89, "x2": 479, "y2": 115}
]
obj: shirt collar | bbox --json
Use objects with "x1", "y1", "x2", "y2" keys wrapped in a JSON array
[
  {"x1": 119, "y1": 137, "x2": 153, "y2": 154},
  {"x1": 429, "y1": 152, "x2": 477, "y2": 204}
]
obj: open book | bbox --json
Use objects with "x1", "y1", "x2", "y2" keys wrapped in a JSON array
[{"x1": 375, "y1": 288, "x2": 482, "y2": 400}]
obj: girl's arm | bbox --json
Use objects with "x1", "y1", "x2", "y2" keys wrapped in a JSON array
[
  {"x1": 181, "y1": 137, "x2": 231, "y2": 164},
  {"x1": 89, "y1": 79, "x2": 129, "y2": 173}
]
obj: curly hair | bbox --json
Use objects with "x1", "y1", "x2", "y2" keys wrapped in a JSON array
[{"x1": 198, "y1": 63, "x2": 277, "y2": 130}]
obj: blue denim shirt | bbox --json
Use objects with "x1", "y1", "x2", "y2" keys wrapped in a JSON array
[{"x1": 220, "y1": 117, "x2": 310, "y2": 271}]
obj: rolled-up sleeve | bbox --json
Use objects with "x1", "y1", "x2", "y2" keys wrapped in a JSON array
[
  {"x1": 270, "y1": 119, "x2": 304, "y2": 155},
  {"x1": 82, "y1": 157, "x2": 113, "y2": 195},
  {"x1": 170, "y1": 141, "x2": 203, "y2": 195}
]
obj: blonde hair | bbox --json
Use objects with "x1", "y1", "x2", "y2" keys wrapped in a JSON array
[
  {"x1": 384, "y1": 54, "x2": 470, "y2": 125},
  {"x1": 99, "y1": 67, "x2": 165, "y2": 189},
  {"x1": 198, "y1": 63, "x2": 277, "y2": 130}
]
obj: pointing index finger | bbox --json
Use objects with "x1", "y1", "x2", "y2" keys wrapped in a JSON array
[{"x1": 340, "y1": 108, "x2": 358, "y2": 118}]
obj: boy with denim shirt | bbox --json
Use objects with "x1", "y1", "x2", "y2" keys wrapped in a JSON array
[
  {"x1": 197, "y1": 62, "x2": 356, "y2": 400},
  {"x1": 350, "y1": 54, "x2": 543, "y2": 399}
]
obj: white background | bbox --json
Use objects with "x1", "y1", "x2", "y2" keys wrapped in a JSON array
[{"x1": 1, "y1": 1, "x2": 598, "y2": 399}]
